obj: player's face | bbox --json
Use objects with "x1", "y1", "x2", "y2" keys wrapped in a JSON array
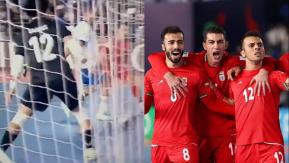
[
  {"x1": 162, "y1": 32, "x2": 184, "y2": 64},
  {"x1": 241, "y1": 36, "x2": 265, "y2": 62},
  {"x1": 203, "y1": 33, "x2": 228, "y2": 66}
]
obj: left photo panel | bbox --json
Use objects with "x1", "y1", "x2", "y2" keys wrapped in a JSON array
[{"x1": 0, "y1": 0, "x2": 144, "y2": 163}]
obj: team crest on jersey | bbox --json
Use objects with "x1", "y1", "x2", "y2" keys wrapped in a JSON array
[
  {"x1": 182, "y1": 52, "x2": 189, "y2": 57},
  {"x1": 219, "y1": 71, "x2": 225, "y2": 81}
]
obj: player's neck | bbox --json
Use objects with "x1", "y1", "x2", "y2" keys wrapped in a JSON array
[
  {"x1": 245, "y1": 60, "x2": 262, "y2": 70},
  {"x1": 166, "y1": 58, "x2": 184, "y2": 68},
  {"x1": 206, "y1": 55, "x2": 221, "y2": 67}
]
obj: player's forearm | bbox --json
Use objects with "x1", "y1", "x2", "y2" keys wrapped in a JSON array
[
  {"x1": 10, "y1": 55, "x2": 24, "y2": 90},
  {"x1": 201, "y1": 96, "x2": 235, "y2": 116},
  {"x1": 200, "y1": 86, "x2": 235, "y2": 116},
  {"x1": 148, "y1": 52, "x2": 169, "y2": 77},
  {"x1": 144, "y1": 93, "x2": 154, "y2": 114},
  {"x1": 11, "y1": 55, "x2": 24, "y2": 79}
]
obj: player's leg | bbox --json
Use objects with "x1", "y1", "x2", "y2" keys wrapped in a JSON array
[
  {"x1": 151, "y1": 145, "x2": 172, "y2": 163},
  {"x1": 259, "y1": 143, "x2": 284, "y2": 163},
  {"x1": 54, "y1": 78, "x2": 97, "y2": 161},
  {"x1": 167, "y1": 143, "x2": 199, "y2": 163},
  {"x1": 0, "y1": 104, "x2": 32, "y2": 151},
  {"x1": 214, "y1": 136, "x2": 235, "y2": 163},
  {"x1": 1, "y1": 85, "x2": 49, "y2": 152},
  {"x1": 0, "y1": 148, "x2": 14, "y2": 163},
  {"x1": 96, "y1": 48, "x2": 112, "y2": 120},
  {"x1": 95, "y1": 72, "x2": 112, "y2": 120},
  {"x1": 71, "y1": 107, "x2": 97, "y2": 161}
]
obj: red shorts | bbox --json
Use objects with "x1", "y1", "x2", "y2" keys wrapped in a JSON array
[
  {"x1": 236, "y1": 143, "x2": 284, "y2": 163},
  {"x1": 199, "y1": 135, "x2": 236, "y2": 163},
  {"x1": 151, "y1": 143, "x2": 198, "y2": 163}
]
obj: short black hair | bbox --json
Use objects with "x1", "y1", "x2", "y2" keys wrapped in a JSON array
[
  {"x1": 240, "y1": 31, "x2": 263, "y2": 50},
  {"x1": 203, "y1": 25, "x2": 226, "y2": 41},
  {"x1": 10, "y1": 0, "x2": 49, "y2": 17},
  {"x1": 161, "y1": 26, "x2": 184, "y2": 41}
]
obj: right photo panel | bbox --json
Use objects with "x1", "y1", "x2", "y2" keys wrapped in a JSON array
[{"x1": 144, "y1": 0, "x2": 289, "y2": 163}]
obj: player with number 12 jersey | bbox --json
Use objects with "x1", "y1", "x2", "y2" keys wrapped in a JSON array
[
  {"x1": 13, "y1": 16, "x2": 72, "y2": 83},
  {"x1": 11, "y1": 14, "x2": 79, "y2": 111}
]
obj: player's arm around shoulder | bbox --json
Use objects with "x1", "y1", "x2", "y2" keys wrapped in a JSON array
[{"x1": 269, "y1": 71, "x2": 289, "y2": 91}]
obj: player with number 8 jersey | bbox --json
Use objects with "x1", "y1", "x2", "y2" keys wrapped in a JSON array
[{"x1": 145, "y1": 26, "x2": 234, "y2": 163}]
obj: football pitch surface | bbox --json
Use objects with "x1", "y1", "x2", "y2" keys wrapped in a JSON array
[{"x1": 0, "y1": 83, "x2": 145, "y2": 163}]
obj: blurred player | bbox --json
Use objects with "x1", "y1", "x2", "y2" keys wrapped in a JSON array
[
  {"x1": 95, "y1": 25, "x2": 132, "y2": 121},
  {"x1": 145, "y1": 26, "x2": 235, "y2": 163},
  {"x1": 65, "y1": 20, "x2": 95, "y2": 98},
  {"x1": 230, "y1": 31, "x2": 289, "y2": 163},
  {"x1": 0, "y1": 0, "x2": 97, "y2": 162},
  {"x1": 147, "y1": 26, "x2": 276, "y2": 163}
]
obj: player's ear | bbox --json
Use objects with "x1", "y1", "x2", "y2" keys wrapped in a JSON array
[
  {"x1": 225, "y1": 41, "x2": 229, "y2": 50},
  {"x1": 162, "y1": 43, "x2": 165, "y2": 51},
  {"x1": 240, "y1": 50, "x2": 246, "y2": 58},
  {"x1": 202, "y1": 41, "x2": 206, "y2": 50}
]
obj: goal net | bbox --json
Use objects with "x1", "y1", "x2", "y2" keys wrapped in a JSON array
[{"x1": 0, "y1": 0, "x2": 144, "y2": 163}]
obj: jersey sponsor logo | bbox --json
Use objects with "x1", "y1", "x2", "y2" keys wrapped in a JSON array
[
  {"x1": 219, "y1": 71, "x2": 225, "y2": 81},
  {"x1": 182, "y1": 52, "x2": 189, "y2": 57},
  {"x1": 238, "y1": 81, "x2": 243, "y2": 84}
]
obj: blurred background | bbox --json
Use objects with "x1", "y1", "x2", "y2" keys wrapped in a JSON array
[{"x1": 144, "y1": 0, "x2": 288, "y2": 162}]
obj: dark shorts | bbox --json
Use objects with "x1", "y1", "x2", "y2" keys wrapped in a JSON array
[{"x1": 21, "y1": 77, "x2": 79, "y2": 112}]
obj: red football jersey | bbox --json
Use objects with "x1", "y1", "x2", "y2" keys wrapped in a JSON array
[
  {"x1": 145, "y1": 63, "x2": 233, "y2": 146},
  {"x1": 148, "y1": 51, "x2": 277, "y2": 137},
  {"x1": 148, "y1": 51, "x2": 239, "y2": 136},
  {"x1": 230, "y1": 69, "x2": 288, "y2": 145},
  {"x1": 278, "y1": 53, "x2": 289, "y2": 74},
  {"x1": 145, "y1": 65, "x2": 205, "y2": 146},
  {"x1": 193, "y1": 51, "x2": 239, "y2": 136}
]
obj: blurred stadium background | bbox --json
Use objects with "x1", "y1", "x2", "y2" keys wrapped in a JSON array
[
  {"x1": 0, "y1": 0, "x2": 144, "y2": 163},
  {"x1": 144, "y1": 0, "x2": 288, "y2": 162}
]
